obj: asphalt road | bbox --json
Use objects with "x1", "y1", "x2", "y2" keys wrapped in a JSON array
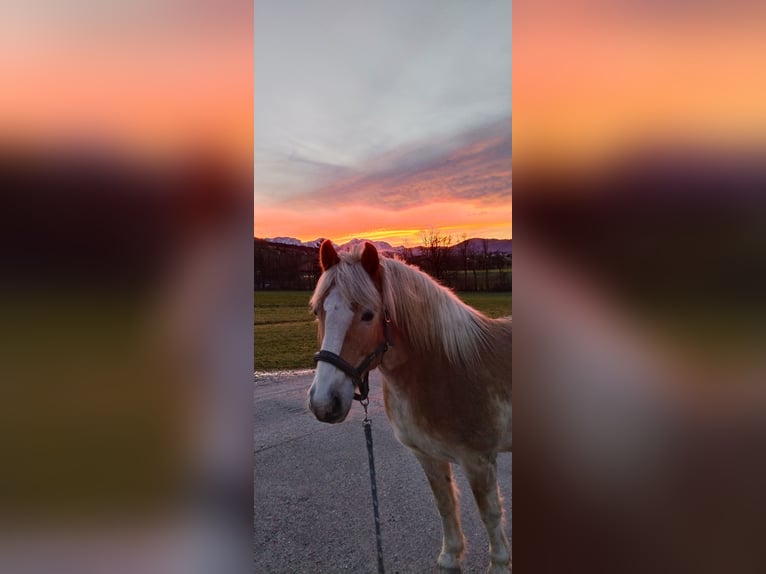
[{"x1": 254, "y1": 370, "x2": 512, "y2": 573}]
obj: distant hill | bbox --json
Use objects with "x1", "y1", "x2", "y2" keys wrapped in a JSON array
[
  {"x1": 263, "y1": 236, "x2": 330, "y2": 249},
  {"x1": 255, "y1": 237, "x2": 318, "y2": 254},
  {"x1": 452, "y1": 238, "x2": 512, "y2": 254}
]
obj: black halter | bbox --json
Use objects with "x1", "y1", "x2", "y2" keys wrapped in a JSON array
[{"x1": 313, "y1": 311, "x2": 393, "y2": 402}]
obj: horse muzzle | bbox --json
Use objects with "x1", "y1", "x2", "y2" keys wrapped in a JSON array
[{"x1": 308, "y1": 380, "x2": 352, "y2": 424}]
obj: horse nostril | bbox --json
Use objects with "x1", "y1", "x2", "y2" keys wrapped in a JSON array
[{"x1": 331, "y1": 394, "x2": 341, "y2": 416}]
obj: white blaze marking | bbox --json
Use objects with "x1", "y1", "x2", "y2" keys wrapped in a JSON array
[
  {"x1": 311, "y1": 288, "x2": 354, "y2": 406},
  {"x1": 320, "y1": 288, "x2": 353, "y2": 356}
]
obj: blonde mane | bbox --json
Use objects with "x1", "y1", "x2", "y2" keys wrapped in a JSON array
[{"x1": 310, "y1": 243, "x2": 494, "y2": 368}]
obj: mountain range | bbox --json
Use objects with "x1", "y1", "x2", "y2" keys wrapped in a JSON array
[{"x1": 260, "y1": 236, "x2": 511, "y2": 254}]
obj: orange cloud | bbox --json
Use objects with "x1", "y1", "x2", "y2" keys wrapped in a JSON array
[{"x1": 300, "y1": 119, "x2": 512, "y2": 210}]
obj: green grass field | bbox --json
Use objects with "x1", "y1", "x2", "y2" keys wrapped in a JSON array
[{"x1": 254, "y1": 290, "x2": 511, "y2": 371}]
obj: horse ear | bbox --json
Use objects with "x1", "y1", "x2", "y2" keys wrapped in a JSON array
[
  {"x1": 319, "y1": 239, "x2": 340, "y2": 271},
  {"x1": 361, "y1": 241, "x2": 379, "y2": 277}
]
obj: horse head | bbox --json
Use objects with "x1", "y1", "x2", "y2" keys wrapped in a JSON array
[{"x1": 308, "y1": 240, "x2": 389, "y2": 423}]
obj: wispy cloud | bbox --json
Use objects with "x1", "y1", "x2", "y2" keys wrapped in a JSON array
[{"x1": 282, "y1": 118, "x2": 512, "y2": 211}]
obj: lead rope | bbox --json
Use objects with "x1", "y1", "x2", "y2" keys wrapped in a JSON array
[{"x1": 361, "y1": 398, "x2": 385, "y2": 574}]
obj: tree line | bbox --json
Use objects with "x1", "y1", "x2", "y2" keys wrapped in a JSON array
[
  {"x1": 401, "y1": 231, "x2": 512, "y2": 292},
  {"x1": 254, "y1": 233, "x2": 511, "y2": 292},
  {"x1": 254, "y1": 239, "x2": 321, "y2": 290}
]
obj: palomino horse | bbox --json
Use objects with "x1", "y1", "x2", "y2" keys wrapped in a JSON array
[{"x1": 308, "y1": 240, "x2": 512, "y2": 573}]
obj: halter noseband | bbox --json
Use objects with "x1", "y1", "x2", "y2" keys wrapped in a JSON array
[{"x1": 313, "y1": 311, "x2": 393, "y2": 402}]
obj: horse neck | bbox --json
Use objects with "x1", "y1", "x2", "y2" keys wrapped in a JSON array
[{"x1": 382, "y1": 259, "x2": 486, "y2": 367}]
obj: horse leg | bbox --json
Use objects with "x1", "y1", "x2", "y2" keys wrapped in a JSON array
[
  {"x1": 414, "y1": 453, "x2": 466, "y2": 572},
  {"x1": 463, "y1": 456, "x2": 511, "y2": 573}
]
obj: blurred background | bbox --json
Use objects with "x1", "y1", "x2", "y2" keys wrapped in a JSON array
[
  {"x1": 4, "y1": 0, "x2": 766, "y2": 572},
  {"x1": 0, "y1": 2, "x2": 252, "y2": 573},
  {"x1": 514, "y1": 1, "x2": 766, "y2": 572}
]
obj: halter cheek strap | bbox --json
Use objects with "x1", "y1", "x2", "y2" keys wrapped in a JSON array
[{"x1": 313, "y1": 311, "x2": 393, "y2": 402}]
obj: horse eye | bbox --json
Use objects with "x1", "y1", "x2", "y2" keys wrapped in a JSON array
[{"x1": 361, "y1": 310, "x2": 374, "y2": 322}]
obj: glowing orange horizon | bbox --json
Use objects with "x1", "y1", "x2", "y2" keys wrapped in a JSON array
[{"x1": 254, "y1": 200, "x2": 512, "y2": 247}]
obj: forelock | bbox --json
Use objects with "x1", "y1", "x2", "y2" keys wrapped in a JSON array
[{"x1": 309, "y1": 247, "x2": 382, "y2": 312}]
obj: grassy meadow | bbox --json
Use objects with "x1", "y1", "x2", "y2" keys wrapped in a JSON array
[{"x1": 254, "y1": 290, "x2": 511, "y2": 371}]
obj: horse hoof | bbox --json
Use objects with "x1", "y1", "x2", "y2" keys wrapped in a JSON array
[
  {"x1": 436, "y1": 553, "x2": 462, "y2": 573},
  {"x1": 487, "y1": 561, "x2": 511, "y2": 573}
]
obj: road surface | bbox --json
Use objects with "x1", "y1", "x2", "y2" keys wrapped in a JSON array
[{"x1": 254, "y1": 370, "x2": 512, "y2": 573}]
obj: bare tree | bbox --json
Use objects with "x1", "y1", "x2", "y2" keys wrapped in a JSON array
[
  {"x1": 470, "y1": 243, "x2": 479, "y2": 291},
  {"x1": 422, "y1": 229, "x2": 452, "y2": 280},
  {"x1": 457, "y1": 233, "x2": 470, "y2": 291},
  {"x1": 441, "y1": 234, "x2": 453, "y2": 281},
  {"x1": 481, "y1": 238, "x2": 491, "y2": 290}
]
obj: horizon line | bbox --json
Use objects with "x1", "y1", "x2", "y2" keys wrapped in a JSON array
[{"x1": 256, "y1": 235, "x2": 512, "y2": 250}]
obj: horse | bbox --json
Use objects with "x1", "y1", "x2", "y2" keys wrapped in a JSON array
[{"x1": 308, "y1": 239, "x2": 512, "y2": 573}]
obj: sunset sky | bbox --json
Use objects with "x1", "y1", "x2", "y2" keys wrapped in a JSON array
[{"x1": 254, "y1": 1, "x2": 512, "y2": 246}]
